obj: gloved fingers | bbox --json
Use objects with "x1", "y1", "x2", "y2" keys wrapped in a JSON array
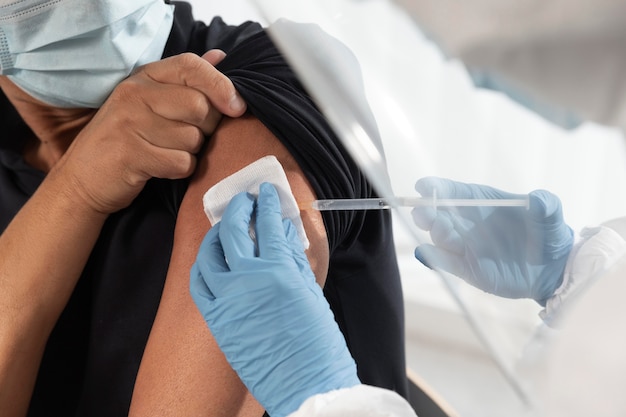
[
  {"x1": 256, "y1": 182, "x2": 291, "y2": 260},
  {"x1": 190, "y1": 225, "x2": 227, "y2": 304},
  {"x1": 283, "y1": 218, "x2": 317, "y2": 286},
  {"x1": 528, "y1": 189, "x2": 574, "y2": 263},
  {"x1": 415, "y1": 176, "x2": 521, "y2": 200},
  {"x1": 415, "y1": 176, "x2": 453, "y2": 198},
  {"x1": 190, "y1": 261, "x2": 216, "y2": 305},
  {"x1": 415, "y1": 244, "x2": 470, "y2": 278},
  {"x1": 413, "y1": 177, "x2": 490, "y2": 227},
  {"x1": 219, "y1": 191, "x2": 257, "y2": 269},
  {"x1": 412, "y1": 205, "x2": 466, "y2": 254},
  {"x1": 528, "y1": 189, "x2": 563, "y2": 222},
  {"x1": 411, "y1": 205, "x2": 437, "y2": 231},
  {"x1": 412, "y1": 202, "x2": 485, "y2": 231},
  {"x1": 195, "y1": 223, "x2": 230, "y2": 274},
  {"x1": 415, "y1": 176, "x2": 481, "y2": 199},
  {"x1": 428, "y1": 211, "x2": 466, "y2": 255}
]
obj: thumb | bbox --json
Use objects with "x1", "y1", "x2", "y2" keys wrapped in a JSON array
[
  {"x1": 528, "y1": 189, "x2": 564, "y2": 224},
  {"x1": 284, "y1": 219, "x2": 317, "y2": 287},
  {"x1": 201, "y1": 49, "x2": 227, "y2": 66},
  {"x1": 200, "y1": 49, "x2": 247, "y2": 117}
]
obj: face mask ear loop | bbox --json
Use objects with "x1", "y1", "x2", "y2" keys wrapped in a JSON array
[{"x1": 0, "y1": 28, "x2": 14, "y2": 73}]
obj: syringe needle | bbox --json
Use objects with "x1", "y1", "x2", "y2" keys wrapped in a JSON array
[{"x1": 299, "y1": 196, "x2": 529, "y2": 211}]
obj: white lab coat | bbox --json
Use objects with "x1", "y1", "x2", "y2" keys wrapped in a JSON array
[
  {"x1": 288, "y1": 218, "x2": 626, "y2": 417},
  {"x1": 288, "y1": 385, "x2": 417, "y2": 417},
  {"x1": 541, "y1": 218, "x2": 626, "y2": 417},
  {"x1": 540, "y1": 222, "x2": 626, "y2": 324}
]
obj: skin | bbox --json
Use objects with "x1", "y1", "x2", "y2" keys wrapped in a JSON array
[
  {"x1": 128, "y1": 114, "x2": 330, "y2": 417},
  {"x1": 0, "y1": 48, "x2": 331, "y2": 415}
]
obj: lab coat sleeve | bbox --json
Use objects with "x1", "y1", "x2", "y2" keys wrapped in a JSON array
[
  {"x1": 287, "y1": 384, "x2": 418, "y2": 417},
  {"x1": 540, "y1": 225, "x2": 626, "y2": 324}
]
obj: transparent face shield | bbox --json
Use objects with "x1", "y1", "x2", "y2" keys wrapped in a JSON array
[{"x1": 250, "y1": 0, "x2": 626, "y2": 414}]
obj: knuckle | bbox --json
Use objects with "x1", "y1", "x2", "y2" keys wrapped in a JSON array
[
  {"x1": 207, "y1": 71, "x2": 230, "y2": 95},
  {"x1": 130, "y1": 61, "x2": 148, "y2": 76},
  {"x1": 107, "y1": 79, "x2": 145, "y2": 110},
  {"x1": 162, "y1": 151, "x2": 195, "y2": 179},
  {"x1": 122, "y1": 163, "x2": 147, "y2": 189},
  {"x1": 175, "y1": 152, "x2": 196, "y2": 177},
  {"x1": 186, "y1": 93, "x2": 211, "y2": 122},
  {"x1": 174, "y1": 52, "x2": 234, "y2": 110},
  {"x1": 202, "y1": 110, "x2": 223, "y2": 135},
  {"x1": 190, "y1": 128, "x2": 205, "y2": 153},
  {"x1": 178, "y1": 126, "x2": 205, "y2": 154},
  {"x1": 175, "y1": 52, "x2": 204, "y2": 72}
]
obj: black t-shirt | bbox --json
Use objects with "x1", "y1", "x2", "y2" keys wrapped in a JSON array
[{"x1": 0, "y1": 2, "x2": 407, "y2": 416}]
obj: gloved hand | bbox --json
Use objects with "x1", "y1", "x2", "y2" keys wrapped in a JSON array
[
  {"x1": 412, "y1": 177, "x2": 574, "y2": 305},
  {"x1": 190, "y1": 183, "x2": 360, "y2": 417}
]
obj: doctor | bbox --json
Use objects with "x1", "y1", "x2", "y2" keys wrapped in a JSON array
[{"x1": 191, "y1": 180, "x2": 626, "y2": 416}]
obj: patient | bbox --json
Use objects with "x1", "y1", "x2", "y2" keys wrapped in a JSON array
[{"x1": 0, "y1": 1, "x2": 407, "y2": 416}]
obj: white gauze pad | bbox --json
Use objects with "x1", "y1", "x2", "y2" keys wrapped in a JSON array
[{"x1": 202, "y1": 155, "x2": 310, "y2": 249}]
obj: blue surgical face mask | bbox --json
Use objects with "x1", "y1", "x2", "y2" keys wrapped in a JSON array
[{"x1": 0, "y1": 0, "x2": 174, "y2": 108}]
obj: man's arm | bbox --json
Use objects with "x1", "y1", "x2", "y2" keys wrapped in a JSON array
[
  {"x1": 0, "y1": 50, "x2": 242, "y2": 417},
  {"x1": 129, "y1": 114, "x2": 330, "y2": 416},
  {"x1": 0, "y1": 171, "x2": 107, "y2": 417}
]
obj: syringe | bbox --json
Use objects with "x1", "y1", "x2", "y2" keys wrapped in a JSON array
[{"x1": 299, "y1": 196, "x2": 529, "y2": 211}]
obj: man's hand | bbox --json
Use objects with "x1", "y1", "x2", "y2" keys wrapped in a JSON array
[{"x1": 55, "y1": 50, "x2": 247, "y2": 214}]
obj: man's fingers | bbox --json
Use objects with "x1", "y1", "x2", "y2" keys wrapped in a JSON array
[
  {"x1": 132, "y1": 116, "x2": 204, "y2": 154},
  {"x1": 256, "y1": 183, "x2": 291, "y2": 259},
  {"x1": 126, "y1": 144, "x2": 197, "y2": 183},
  {"x1": 120, "y1": 67, "x2": 225, "y2": 135},
  {"x1": 200, "y1": 49, "x2": 247, "y2": 117},
  {"x1": 202, "y1": 49, "x2": 227, "y2": 66},
  {"x1": 139, "y1": 52, "x2": 246, "y2": 117}
]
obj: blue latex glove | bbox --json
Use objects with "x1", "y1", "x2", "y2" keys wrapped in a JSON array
[
  {"x1": 412, "y1": 177, "x2": 574, "y2": 305},
  {"x1": 190, "y1": 183, "x2": 360, "y2": 417}
]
